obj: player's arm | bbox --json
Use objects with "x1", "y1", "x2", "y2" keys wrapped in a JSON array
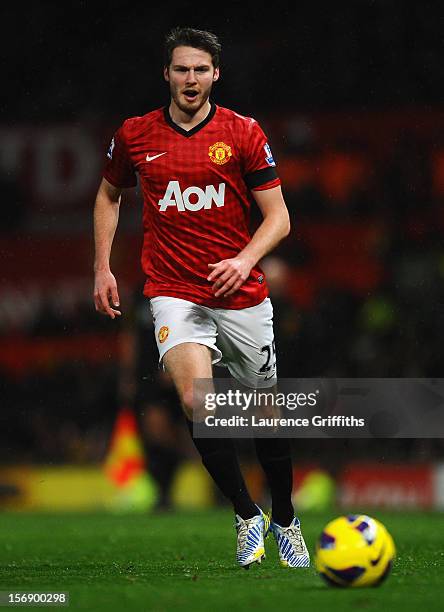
[
  {"x1": 240, "y1": 184, "x2": 290, "y2": 265},
  {"x1": 93, "y1": 177, "x2": 123, "y2": 318},
  {"x1": 208, "y1": 185, "x2": 290, "y2": 297}
]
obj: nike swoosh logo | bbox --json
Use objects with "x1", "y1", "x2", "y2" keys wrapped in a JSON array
[
  {"x1": 146, "y1": 152, "x2": 167, "y2": 162},
  {"x1": 370, "y1": 546, "x2": 385, "y2": 566}
]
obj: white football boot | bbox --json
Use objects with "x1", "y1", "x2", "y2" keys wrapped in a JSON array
[
  {"x1": 235, "y1": 507, "x2": 270, "y2": 569},
  {"x1": 271, "y1": 517, "x2": 310, "y2": 568}
]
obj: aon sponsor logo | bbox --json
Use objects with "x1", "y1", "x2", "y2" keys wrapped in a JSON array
[{"x1": 158, "y1": 180, "x2": 225, "y2": 211}]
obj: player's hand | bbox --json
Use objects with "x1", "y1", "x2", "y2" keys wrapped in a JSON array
[
  {"x1": 207, "y1": 255, "x2": 253, "y2": 298},
  {"x1": 93, "y1": 270, "x2": 121, "y2": 319}
]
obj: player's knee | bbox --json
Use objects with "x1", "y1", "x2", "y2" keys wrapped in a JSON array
[
  {"x1": 180, "y1": 387, "x2": 207, "y2": 422},
  {"x1": 180, "y1": 387, "x2": 195, "y2": 419}
]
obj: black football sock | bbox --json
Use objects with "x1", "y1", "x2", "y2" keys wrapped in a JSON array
[
  {"x1": 254, "y1": 437, "x2": 294, "y2": 527},
  {"x1": 186, "y1": 419, "x2": 257, "y2": 519}
]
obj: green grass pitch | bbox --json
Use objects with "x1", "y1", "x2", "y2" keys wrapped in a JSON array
[{"x1": 0, "y1": 510, "x2": 442, "y2": 611}]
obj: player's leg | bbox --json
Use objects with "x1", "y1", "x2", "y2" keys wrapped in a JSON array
[
  {"x1": 163, "y1": 342, "x2": 268, "y2": 567},
  {"x1": 162, "y1": 341, "x2": 213, "y2": 421},
  {"x1": 215, "y1": 298, "x2": 309, "y2": 567},
  {"x1": 254, "y1": 435, "x2": 309, "y2": 567},
  {"x1": 253, "y1": 435, "x2": 294, "y2": 527},
  {"x1": 163, "y1": 342, "x2": 260, "y2": 519}
]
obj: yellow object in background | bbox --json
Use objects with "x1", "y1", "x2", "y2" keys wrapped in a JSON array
[
  {"x1": 0, "y1": 466, "x2": 113, "y2": 511},
  {"x1": 170, "y1": 460, "x2": 214, "y2": 509},
  {"x1": 0, "y1": 466, "x2": 158, "y2": 512},
  {"x1": 293, "y1": 469, "x2": 336, "y2": 512}
]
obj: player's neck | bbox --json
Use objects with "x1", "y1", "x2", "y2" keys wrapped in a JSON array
[{"x1": 168, "y1": 99, "x2": 212, "y2": 132}]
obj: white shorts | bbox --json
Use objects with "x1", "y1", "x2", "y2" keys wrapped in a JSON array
[{"x1": 149, "y1": 296, "x2": 277, "y2": 389}]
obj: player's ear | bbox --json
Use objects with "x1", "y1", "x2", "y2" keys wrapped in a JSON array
[
  {"x1": 163, "y1": 66, "x2": 170, "y2": 82},
  {"x1": 213, "y1": 67, "x2": 220, "y2": 82}
]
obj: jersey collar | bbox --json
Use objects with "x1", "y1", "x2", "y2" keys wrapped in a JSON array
[{"x1": 163, "y1": 101, "x2": 217, "y2": 137}]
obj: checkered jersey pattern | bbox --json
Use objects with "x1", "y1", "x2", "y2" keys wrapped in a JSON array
[{"x1": 103, "y1": 103, "x2": 280, "y2": 309}]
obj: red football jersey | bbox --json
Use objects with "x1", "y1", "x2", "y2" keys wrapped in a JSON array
[{"x1": 103, "y1": 103, "x2": 280, "y2": 309}]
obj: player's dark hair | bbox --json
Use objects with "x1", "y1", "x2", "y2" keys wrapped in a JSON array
[{"x1": 164, "y1": 27, "x2": 221, "y2": 68}]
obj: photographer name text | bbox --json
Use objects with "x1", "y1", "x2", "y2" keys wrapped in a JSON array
[{"x1": 204, "y1": 415, "x2": 365, "y2": 428}]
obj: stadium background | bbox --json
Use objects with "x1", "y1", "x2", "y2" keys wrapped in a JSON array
[{"x1": 1, "y1": 0, "x2": 444, "y2": 516}]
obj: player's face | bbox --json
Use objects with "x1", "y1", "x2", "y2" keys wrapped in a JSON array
[{"x1": 164, "y1": 46, "x2": 219, "y2": 116}]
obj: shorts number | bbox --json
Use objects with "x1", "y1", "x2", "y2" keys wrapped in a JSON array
[{"x1": 260, "y1": 341, "x2": 276, "y2": 377}]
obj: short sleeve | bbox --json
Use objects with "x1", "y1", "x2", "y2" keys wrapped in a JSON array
[
  {"x1": 103, "y1": 125, "x2": 137, "y2": 188},
  {"x1": 243, "y1": 120, "x2": 280, "y2": 191}
]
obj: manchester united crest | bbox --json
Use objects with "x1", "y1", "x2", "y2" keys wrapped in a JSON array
[
  {"x1": 209, "y1": 142, "x2": 232, "y2": 165},
  {"x1": 158, "y1": 326, "x2": 169, "y2": 343}
]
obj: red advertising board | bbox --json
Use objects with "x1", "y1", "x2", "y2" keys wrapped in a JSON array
[{"x1": 338, "y1": 463, "x2": 434, "y2": 509}]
